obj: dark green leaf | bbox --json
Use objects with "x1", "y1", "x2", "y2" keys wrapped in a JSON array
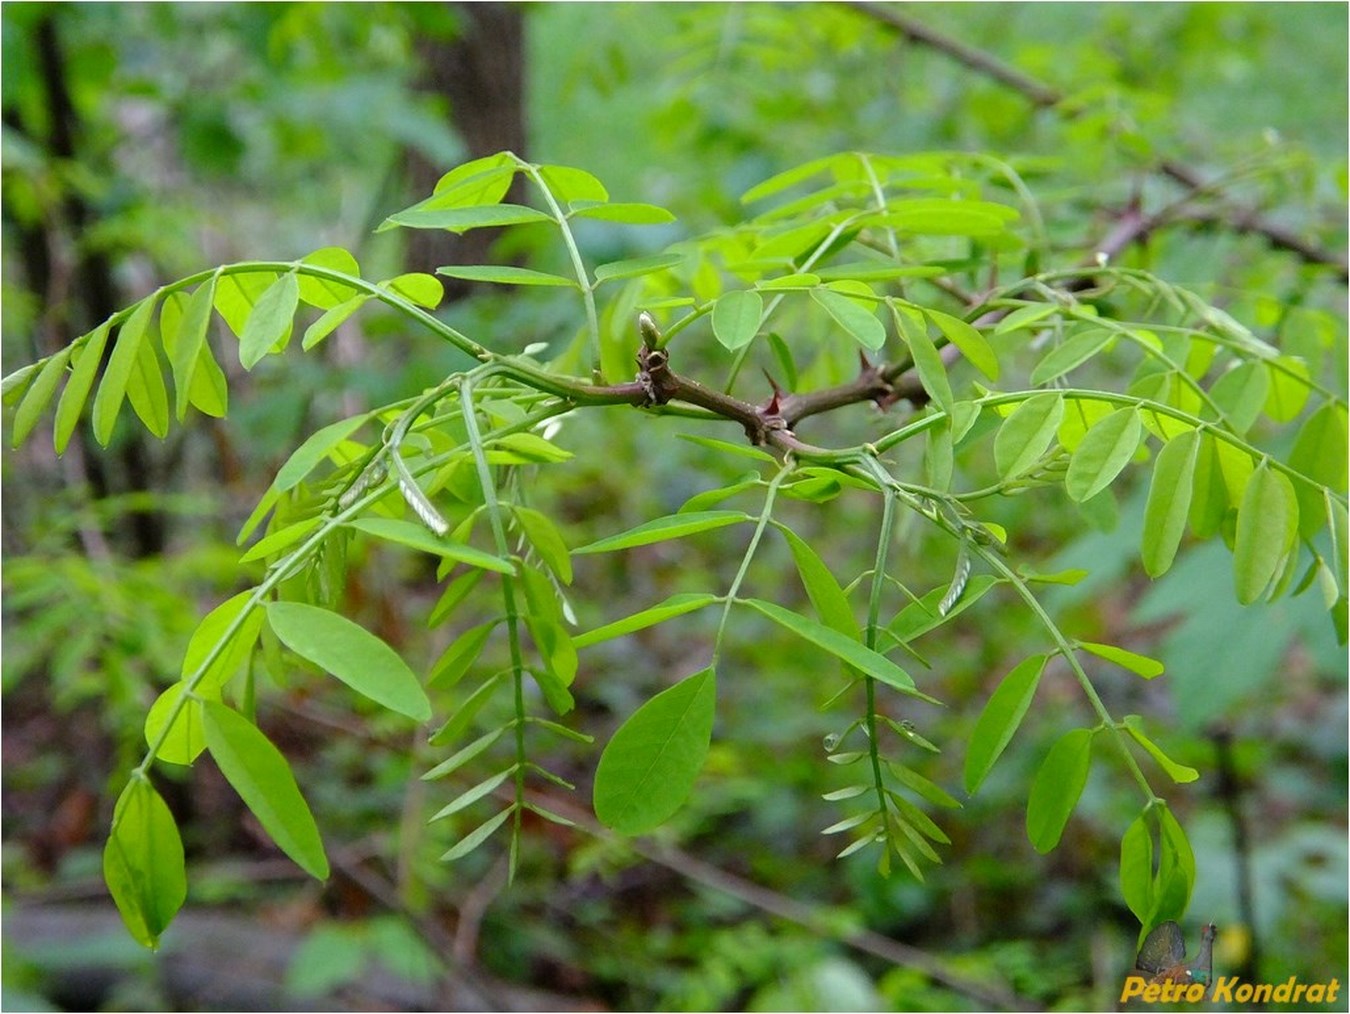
[
  {"x1": 441, "y1": 808, "x2": 512, "y2": 862},
  {"x1": 964, "y1": 655, "x2": 1047, "y2": 794},
  {"x1": 103, "y1": 778, "x2": 187, "y2": 949},
  {"x1": 1026, "y1": 727, "x2": 1095, "y2": 853},
  {"x1": 267, "y1": 601, "x2": 431, "y2": 720},
  {"x1": 594, "y1": 667, "x2": 717, "y2": 834},
  {"x1": 202, "y1": 701, "x2": 329, "y2": 879}
]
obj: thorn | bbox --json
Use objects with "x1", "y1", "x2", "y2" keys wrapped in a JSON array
[
  {"x1": 761, "y1": 368, "x2": 784, "y2": 397},
  {"x1": 858, "y1": 350, "x2": 873, "y2": 374}
]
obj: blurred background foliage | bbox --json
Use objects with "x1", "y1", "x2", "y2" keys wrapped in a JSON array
[{"x1": 2, "y1": 3, "x2": 1345, "y2": 1010}]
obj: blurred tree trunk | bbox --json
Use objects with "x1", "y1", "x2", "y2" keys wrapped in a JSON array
[{"x1": 405, "y1": 2, "x2": 528, "y2": 294}]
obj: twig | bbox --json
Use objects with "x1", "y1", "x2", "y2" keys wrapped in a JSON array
[
  {"x1": 847, "y1": 1, "x2": 1348, "y2": 281},
  {"x1": 515, "y1": 788, "x2": 1039, "y2": 1012}
]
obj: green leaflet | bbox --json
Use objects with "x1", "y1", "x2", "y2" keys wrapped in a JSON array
[
  {"x1": 92, "y1": 296, "x2": 158, "y2": 446},
  {"x1": 811, "y1": 287, "x2": 886, "y2": 351},
  {"x1": 11, "y1": 344, "x2": 72, "y2": 449},
  {"x1": 892, "y1": 304, "x2": 953, "y2": 412},
  {"x1": 1122, "y1": 716, "x2": 1199, "y2": 783},
  {"x1": 573, "y1": 510, "x2": 752, "y2": 554},
  {"x1": 993, "y1": 392, "x2": 1064, "y2": 479},
  {"x1": 1208, "y1": 360, "x2": 1269, "y2": 435},
  {"x1": 1078, "y1": 641, "x2": 1164, "y2": 679},
  {"x1": 303, "y1": 294, "x2": 370, "y2": 350},
  {"x1": 180, "y1": 590, "x2": 267, "y2": 690},
  {"x1": 214, "y1": 271, "x2": 279, "y2": 337},
  {"x1": 1289, "y1": 403, "x2": 1348, "y2": 540},
  {"x1": 512, "y1": 505, "x2": 573, "y2": 583},
  {"x1": 239, "y1": 270, "x2": 299, "y2": 369},
  {"x1": 267, "y1": 600, "x2": 432, "y2": 721},
  {"x1": 427, "y1": 570, "x2": 485, "y2": 628},
  {"x1": 927, "y1": 308, "x2": 998, "y2": 380},
  {"x1": 124, "y1": 321, "x2": 170, "y2": 438},
  {"x1": 297, "y1": 247, "x2": 361, "y2": 309},
  {"x1": 239, "y1": 516, "x2": 324, "y2": 564},
  {"x1": 201, "y1": 701, "x2": 329, "y2": 880},
  {"x1": 571, "y1": 202, "x2": 676, "y2": 224},
  {"x1": 168, "y1": 278, "x2": 218, "y2": 420},
  {"x1": 1262, "y1": 354, "x2": 1311, "y2": 423},
  {"x1": 1025, "y1": 727, "x2": 1095, "y2": 853},
  {"x1": 1233, "y1": 462, "x2": 1298, "y2": 604},
  {"x1": 381, "y1": 203, "x2": 552, "y2": 233},
  {"x1": 776, "y1": 524, "x2": 860, "y2": 641},
  {"x1": 346, "y1": 517, "x2": 514, "y2": 574},
  {"x1": 53, "y1": 321, "x2": 111, "y2": 454},
  {"x1": 381, "y1": 273, "x2": 444, "y2": 309},
  {"x1": 741, "y1": 598, "x2": 937, "y2": 703},
  {"x1": 273, "y1": 415, "x2": 371, "y2": 492},
  {"x1": 436, "y1": 265, "x2": 577, "y2": 287},
  {"x1": 442, "y1": 808, "x2": 513, "y2": 862},
  {"x1": 963, "y1": 655, "x2": 1047, "y2": 794},
  {"x1": 593, "y1": 667, "x2": 716, "y2": 834},
  {"x1": 427, "y1": 620, "x2": 497, "y2": 690},
  {"x1": 144, "y1": 681, "x2": 218, "y2": 765},
  {"x1": 593, "y1": 252, "x2": 684, "y2": 283},
  {"x1": 677, "y1": 434, "x2": 777, "y2": 463},
  {"x1": 573, "y1": 592, "x2": 720, "y2": 649},
  {"x1": 538, "y1": 163, "x2": 609, "y2": 203},
  {"x1": 1064, "y1": 407, "x2": 1142, "y2": 502},
  {"x1": 1141, "y1": 429, "x2": 1200, "y2": 578},
  {"x1": 422, "y1": 726, "x2": 508, "y2": 781},
  {"x1": 712, "y1": 289, "x2": 764, "y2": 351},
  {"x1": 1120, "y1": 812, "x2": 1154, "y2": 924},
  {"x1": 104, "y1": 778, "x2": 187, "y2": 949},
  {"x1": 1029, "y1": 327, "x2": 1113, "y2": 385},
  {"x1": 1148, "y1": 806, "x2": 1195, "y2": 925}
]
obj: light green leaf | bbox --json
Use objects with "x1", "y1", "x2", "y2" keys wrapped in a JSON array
[
  {"x1": 574, "y1": 510, "x2": 751, "y2": 554},
  {"x1": 1209, "y1": 361, "x2": 1269, "y2": 434},
  {"x1": 593, "y1": 252, "x2": 684, "y2": 283},
  {"x1": 1078, "y1": 641, "x2": 1164, "y2": 679},
  {"x1": 1233, "y1": 462, "x2": 1298, "y2": 604},
  {"x1": 273, "y1": 416, "x2": 371, "y2": 492},
  {"x1": 574, "y1": 593, "x2": 720, "y2": 649},
  {"x1": 926, "y1": 308, "x2": 998, "y2": 380},
  {"x1": 1141, "y1": 428, "x2": 1200, "y2": 578},
  {"x1": 1263, "y1": 355, "x2": 1311, "y2": 422},
  {"x1": 1064, "y1": 407, "x2": 1142, "y2": 502},
  {"x1": 239, "y1": 271, "x2": 299, "y2": 369},
  {"x1": 538, "y1": 163, "x2": 609, "y2": 203},
  {"x1": 427, "y1": 620, "x2": 497, "y2": 690},
  {"x1": 92, "y1": 297, "x2": 157, "y2": 446},
  {"x1": 993, "y1": 392, "x2": 1064, "y2": 479},
  {"x1": 201, "y1": 701, "x2": 329, "y2": 879},
  {"x1": 103, "y1": 778, "x2": 187, "y2": 949},
  {"x1": 811, "y1": 288, "x2": 886, "y2": 351},
  {"x1": 214, "y1": 271, "x2": 279, "y2": 337},
  {"x1": 712, "y1": 290, "x2": 764, "y2": 351},
  {"x1": 381, "y1": 273, "x2": 444, "y2": 308},
  {"x1": 435, "y1": 265, "x2": 577, "y2": 287},
  {"x1": 11, "y1": 345, "x2": 72, "y2": 449},
  {"x1": 169, "y1": 279, "x2": 218, "y2": 419},
  {"x1": 422, "y1": 727, "x2": 507, "y2": 781},
  {"x1": 882, "y1": 197, "x2": 1018, "y2": 237},
  {"x1": 1290, "y1": 403, "x2": 1348, "y2": 540},
  {"x1": 512, "y1": 505, "x2": 572, "y2": 584},
  {"x1": 741, "y1": 155, "x2": 837, "y2": 203},
  {"x1": 54, "y1": 322, "x2": 111, "y2": 454},
  {"x1": 239, "y1": 516, "x2": 324, "y2": 564},
  {"x1": 383, "y1": 203, "x2": 552, "y2": 232},
  {"x1": 570, "y1": 202, "x2": 675, "y2": 224},
  {"x1": 430, "y1": 673, "x2": 506, "y2": 746},
  {"x1": 441, "y1": 808, "x2": 513, "y2": 862},
  {"x1": 963, "y1": 655, "x2": 1047, "y2": 794},
  {"x1": 1026, "y1": 727, "x2": 1095, "y2": 853},
  {"x1": 1029, "y1": 327, "x2": 1113, "y2": 385},
  {"x1": 994, "y1": 303, "x2": 1057, "y2": 334},
  {"x1": 1120, "y1": 813, "x2": 1154, "y2": 923},
  {"x1": 429, "y1": 768, "x2": 514, "y2": 821},
  {"x1": 490, "y1": 432, "x2": 573, "y2": 462},
  {"x1": 428, "y1": 571, "x2": 485, "y2": 628},
  {"x1": 303, "y1": 294, "x2": 370, "y2": 350},
  {"x1": 1122, "y1": 716, "x2": 1199, "y2": 783},
  {"x1": 889, "y1": 575, "x2": 999, "y2": 642},
  {"x1": 776, "y1": 524, "x2": 860, "y2": 640},
  {"x1": 124, "y1": 324, "x2": 170, "y2": 438},
  {"x1": 1150, "y1": 807, "x2": 1195, "y2": 924},
  {"x1": 676, "y1": 433, "x2": 777, "y2": 462},
  {"x1": 298, "y1": 247, "x2": 361, "y2": 309},
  {"x1": 181, "y1": 589, "x2": 267, "y2": 690},
  {"x1": 267, "y1": 600, "x2": 432, "y2": 720},
  {"x1": 432, "y1": 155, "x2": 516, "y2": 200},
  {"x1": 754, "y1": 273, "x2": 821, "y2": 290},
  {"x1": 346, "y1": 517, "x2": 514, "y2": 574},
  {"x1": 892, "y1": 304, "x2": 953, "y2": 412},
  {"x1": 144, "y1": 681, "x2": 218, "y2": 765},
  {"x1": 742, "y1": 598, "x2": 936, "y2": 702},
  {"x1": 594, "y1": 667, "x2": 717, "y2": 834}
]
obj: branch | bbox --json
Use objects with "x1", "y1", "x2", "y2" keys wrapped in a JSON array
[
  {"x1": 516, "y1": 788, "x2": 1039, "y2": 1011},
  {"x1": 849, "y1": 1, "x2": 1349, "y2": 282}
]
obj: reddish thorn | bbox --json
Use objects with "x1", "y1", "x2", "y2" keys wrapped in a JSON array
[{"x1": 761, "y1": 368, "x2": 784, "y2": 396}]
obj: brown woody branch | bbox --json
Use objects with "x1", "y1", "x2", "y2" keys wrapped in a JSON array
[{"x1": 849, "y1": 1, "x2": 1349, "y2": 282}]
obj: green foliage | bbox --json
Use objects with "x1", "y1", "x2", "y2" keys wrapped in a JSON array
[{"x1": 4, "y1": 137, "x2": 1345, "y2": 962}]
